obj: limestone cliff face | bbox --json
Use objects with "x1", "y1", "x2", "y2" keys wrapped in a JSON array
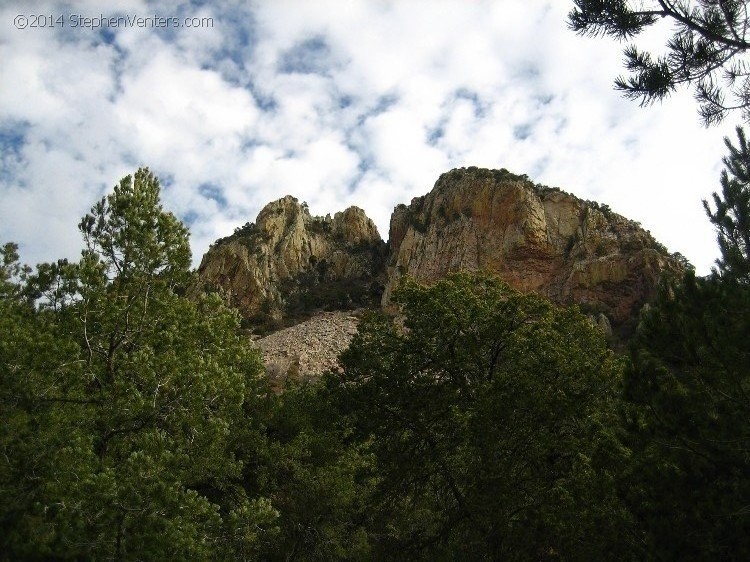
[
  {"x1": 383, "y1": 167, "x2": 684, "y2": 329},
  {"x1": 196, "y1": 196, "x2": 386, "y2": 328},
  {"x1": 196, "y1": 168, "x2": 683, "y2": 337}
]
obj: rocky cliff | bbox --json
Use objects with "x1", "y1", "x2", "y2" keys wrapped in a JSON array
[
  {"x1": 195, "y1": 196, "x2": 387, "y2": 331},
  {"x1": 384, "y1": 167, "x2": 684, "y2": 333},
  {"x1": 197, "y1": 168, "x2": 685, "y2": 339}
]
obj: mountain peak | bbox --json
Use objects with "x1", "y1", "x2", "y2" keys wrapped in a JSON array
[
  {"x1": 383, "y1": 167, "x2": 684, "y2": 335},
  {"x1": 196, "y1": 167, "x2": 684, "y2": 339},
  {"x1": 197, "y1": 197, "x2": 386, "y2": 333}
]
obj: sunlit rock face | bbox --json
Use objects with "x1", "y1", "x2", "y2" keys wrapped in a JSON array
[
  {"x1": 196, "y1": 195, "x2": 386, "y2": 329},
  {"x1": 383, "y1": 167, "x2": 684, "y2": 331},
  {"x1": 197, "y1": 168, "x2": 684, "y2": 337}
]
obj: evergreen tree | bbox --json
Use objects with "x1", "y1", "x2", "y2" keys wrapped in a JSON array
[
  {"x1": 569, "y1": 1, "x2": 750, "y2": 125},
  {"x1": 704, "y1": 126, "x2": 750, "y2": 281},
  {"x1": 622, "y1": 274, "x2": 750, "y2": 559},
  {"x1": 325, "y1": 273, "x2": 636, "y2": 560},
  {"x1": 0, "y1": 244, "x2": 84, "y2": 559},
  {"x1": 0, "y1": 169, "x2": 276, "y2": 560},
  {"x1": 622, "y1": 129, "x2": 750, "y2": 558},
  {"x1": 248, "y1": 381, "x2": 375, "y2": 561}
]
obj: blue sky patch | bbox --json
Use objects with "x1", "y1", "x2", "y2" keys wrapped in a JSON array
[
  {"x1": 453, "y1": 89, "x2": 487, "y2": 118},
  {"x1": 513, "y1": 123, "x2": 533, "y2": 140},
  {"x1": 427, "y1": 124, "x2": 445, "y2": 145},
  {"x1": 182, "y1": 209, "x2": 200, "y2": 226},
  {"x1": 279, "y1": 36, "x2": 332, "y2": 75},
  {"x1": 98, "y1": 27, "x2": 117, "y2": 45},
  {"x1": 0, "y1": 121, "x2": 30, "y2": 185},
  {"x1": 0, "y1": 121, "x2": 29, "y2": 156},
  {"x1": 199, "y1": 183, "x2": 228, "y2": 208},
  {"x1": 338, "y1": 94, "x2": 353, "y2": 109},
  {"x1": 356, "y1": 94, "x2": 399, "y2": 126},
  {"x1": 533, "y1": 94, "x2": 554, "y2": 108},
  {"x1": 247, "y1": 82, "x2": 277, "y2": 112}
]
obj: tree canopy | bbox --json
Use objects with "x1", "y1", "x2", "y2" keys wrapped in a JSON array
[
  {"x1": 620, "y1": 126, "x2": 750, "y2": 559},
  {"x1": 4, "y1": 155, "x2": 749, "y2": 559},
  {"x1": 623, "y1": 273, "x2": 750, "y2": 560},
  {"x1": 569, "y1": 0, "x2": 750, "y2": 125},
  {"x1": 324, "y1": 273, "x2": 635, "y2": 560},
  {"x1": 0, "y1": 169, "x2": 276, "y2": 560},
  {"x1": 704, "y1": 126, "x2": 750, "y2": 280}
]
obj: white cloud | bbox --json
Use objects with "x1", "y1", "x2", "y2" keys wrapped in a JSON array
[{"x1": 0, "y1": 0, "x2": 735, "y2": 275}]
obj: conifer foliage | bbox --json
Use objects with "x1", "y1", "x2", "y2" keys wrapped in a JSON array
[
  {"x1": 0, "y1": 169, "x2": 275, "y2": 561},
  {"x1": 704, "y1": 126, "x2": 750, "y2": 281},
  {"x1": 326, "y1": 273, "x2": 633, "y2": 560},
  {"x1": 622, "y1": 128, "x2": 750, "y2": 559},
  {"x1": 569, "y1": 1, "x2": 750, "y2": 125}
]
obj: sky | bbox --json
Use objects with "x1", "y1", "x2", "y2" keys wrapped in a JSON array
[{"x1": 0, "y1": 0, "x2": 741, "y2": 275}]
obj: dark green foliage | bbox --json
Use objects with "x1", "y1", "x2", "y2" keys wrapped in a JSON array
[
  {"x1": 79, "y1": 168, "x2": 192, "y2": 287},
  {"x1": 0, "y1": 246, "x2": 85, "y2": 560},
  {"x1": 244, "y1": 297, "x2": 284, "y2": 336},
  {"x1": 565, "y1": 231, "x2": 580, "y2": 257},
  {"x1": 671, "y1": 251, "x2": 694, "y2": 271},
  {"x1": 704, "y1": 126, "x2": 750, "y2": 281},
  {"x1": 438, "y1": 167, "x2": 531, "y2": 188},
  {"x1": 250, "y1": 382, "x2": 375, "y2": 561},
  {"x1": 282, "y1": 240, "x2": 387, "y2": 325},
  {"x1": 585, "y1": 199, "x2": 616, "y2": 221},
  {"x1": 234, "y1": 221, "x2": 256, "y2": 237},
  {"x1": 325, "y1": 273, "x2": 635, "y2": 560},
  {"x1": 534, "y1": 183, "x2": 562, "y2": 196},
  {"x1": 569, "y1": 1, "x2": 750, "y2": 125},
  {"x1": 620, "y1": 128, "x2": 750, "y2": 559},
  {"x1": 408, "y1": 214, "x2": 429, "y2": 233},
  {"x1": 622, "y1": 273, "x2": 750, "y2": 559},
  {"x1": 308, "y1": 217, "x2": 332, "y2": 235},
  {"x1": 0, "y1": 169, "x2": 275, "y2": 560},
  {"x1": 648, "y1": 238, "x2": 669, "y2": 255},
  {"x1": 214, "y1": 220, "x2": 266, "y2": 248},
  {"x1": 285, "y1": 274, "x2": 382, "y2": 319}
]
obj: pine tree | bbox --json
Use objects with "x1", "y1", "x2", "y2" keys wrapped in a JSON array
[
  {"x1": 569, "y1": 1, "x2": 750, "y2": 125},
  {"x1": 0, "y1": 169, "x2": 277, "y2": 560},
  {"x1": 622, "y1": 273, "x2": 750, "y2": 559},
  {"x1": 326, "y1": 273, "x2": 635, "y2": 560},
  {"x1": 704, "y1": 126, "x2": 750, "y2": 281},
  {"x1": 622, "y1": 128, "x2": 750, "y2": 558}
]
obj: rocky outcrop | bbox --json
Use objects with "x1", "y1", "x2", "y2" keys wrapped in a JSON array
[
  {"x1": 255, "y1": 310, "x2": 360, "y2": 391},
  {"x1": 197, "y1": 167, "x2": 684, "y2": 338},
  {"x1": 383, "y1": 167, "x2": 684, "y2": 332},
  {"x1": 196, "y1": 196, "x2": 386, "y2": 330}
]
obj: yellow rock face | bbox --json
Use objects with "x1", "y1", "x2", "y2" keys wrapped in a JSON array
[
  {"x1": 383, "y1": 168, "x2": 683, "y2": 327},
  {"x1": 196, "y1": 195, "x2": 386, "y2": 324},
  {"x1": 196, "y1": 168, "x2": 683, "y2": 334}
]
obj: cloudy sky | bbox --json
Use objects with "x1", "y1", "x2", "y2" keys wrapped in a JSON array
[{"x1": 0, "y1": 0, "x2": 740, "y2": 274}]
